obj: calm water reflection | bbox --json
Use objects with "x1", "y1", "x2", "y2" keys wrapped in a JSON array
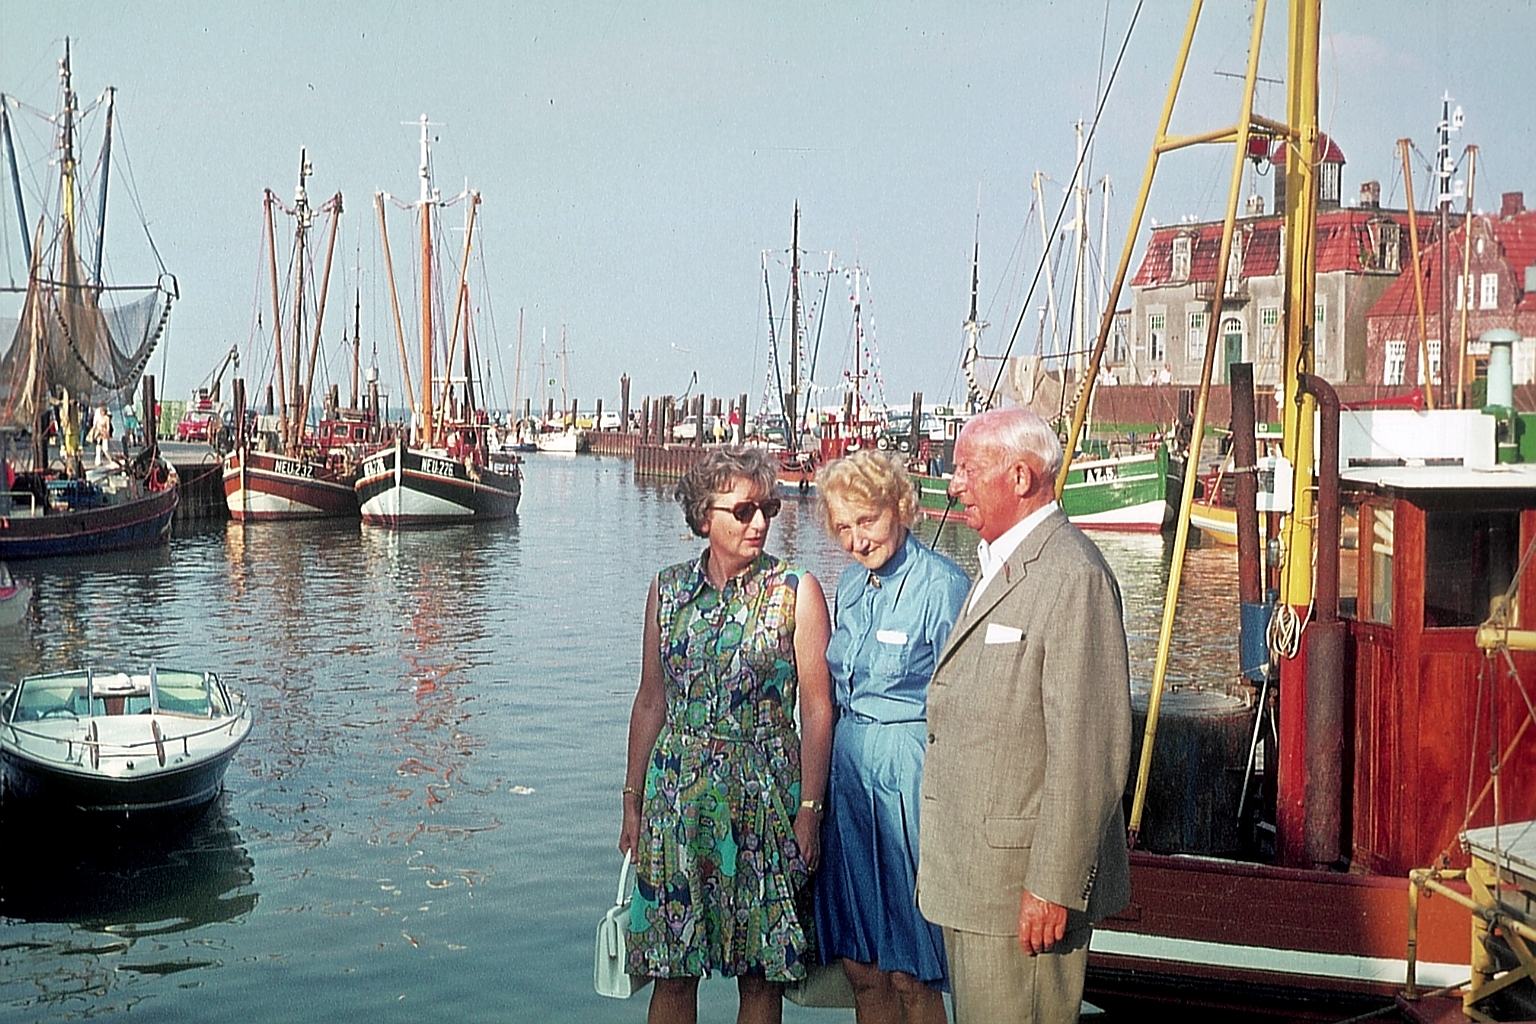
[{"x1": 0, "y1": 454, "x2": 1238, "y2": 1022}]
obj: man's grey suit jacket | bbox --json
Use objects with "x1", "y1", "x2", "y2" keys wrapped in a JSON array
[{"x1": 916, "y1": 508, "x2": 1133, "y2": 935}]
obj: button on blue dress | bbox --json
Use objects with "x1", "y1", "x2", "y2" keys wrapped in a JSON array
[{"x1": 815, "y1": 531, "x2": 970, "y2": 985}]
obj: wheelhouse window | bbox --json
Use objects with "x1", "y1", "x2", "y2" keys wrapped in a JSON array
[
  {"x1": 1423, "y1": 510, "x2": 1518, "y2": 628},
  {"x1": 1367, "y1": 505, "x2": 1394, "y2": 625}
]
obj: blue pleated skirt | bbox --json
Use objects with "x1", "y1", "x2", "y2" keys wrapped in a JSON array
[{"x1": 814, "y1": 714, "x2": 948, "y2": 987}]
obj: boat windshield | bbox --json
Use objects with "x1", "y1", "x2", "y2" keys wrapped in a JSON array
[
  {"x1": 3, "y1": 669, "x2": 219, "y2": 721},
  {"x1": 155, "y1": 670, "x2": 217, "y2": 717},
  {"x1": 6, "y1": 675, "x2": 88, "y2": 722}
]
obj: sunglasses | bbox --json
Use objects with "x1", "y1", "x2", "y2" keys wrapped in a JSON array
[{"x1": 711, "y1": 498, "x2": 782, "y2": 524}]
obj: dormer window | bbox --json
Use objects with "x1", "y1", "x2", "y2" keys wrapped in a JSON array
[{"x1": 1172, "y1": 235, "x2": 1192, "y2": 282}]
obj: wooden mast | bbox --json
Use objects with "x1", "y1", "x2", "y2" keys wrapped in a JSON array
[
  {"x1": 264, "y1": 189, "x2": 286, "y2": 445},
  {"x1": 417, "y1": 115, "x2": 434, "y2": 447},
  {"x1": 1399, "y1": 139, "x2": 1434, "y2": 410},
  {"x1": 375, "y1": 191, "x2": 415, "y2": 431},
  {"x1": 301, "y1": 186, "x2": 343, "y2": 445},
  {"x1": 288, "y1": 149, "x2": 309, "y2": 453},
  {"x1": 436, "y1": 189, "x2": 480, "y2": 437}
]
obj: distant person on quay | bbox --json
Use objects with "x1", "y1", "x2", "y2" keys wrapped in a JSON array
[
  {"x1": 89, "y1": 404, "x2": 113, "y2": 466},
  {"x1": 916, "y1": 408, "x2": 1132, "y2": 1024},
  {"x1": 814, "y1": 449, "x2": 969, "y2": 1023},
  {"x1": 620, "y1": 445, "x2": 834, "y2": 1023}
]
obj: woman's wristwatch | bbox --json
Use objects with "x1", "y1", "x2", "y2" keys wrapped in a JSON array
[{"x1": 799, "y1": 798, "x2": 824, "y2": 815}]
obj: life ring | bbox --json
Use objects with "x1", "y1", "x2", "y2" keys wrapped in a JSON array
[{"x1": 148, "y1": 464, "x2": 168, "y2": 489}]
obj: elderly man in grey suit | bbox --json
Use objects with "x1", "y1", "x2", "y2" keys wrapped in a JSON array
[{"x1": 916, "y1": 407, "x2": 1131, "y2": 1023}]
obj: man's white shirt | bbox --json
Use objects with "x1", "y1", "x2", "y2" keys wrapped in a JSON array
[{"x1": 969, "y1": 500, "x2": 1060, "y2": 613}]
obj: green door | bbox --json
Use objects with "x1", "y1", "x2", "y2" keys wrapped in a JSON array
[{"x1": 1222, "y1": 318, "x2": 1244, "y2": 384}]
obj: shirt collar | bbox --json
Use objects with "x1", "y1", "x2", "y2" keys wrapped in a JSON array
[{"x1": 976, "y1": 500, "x2": 1059, "y2": 582}]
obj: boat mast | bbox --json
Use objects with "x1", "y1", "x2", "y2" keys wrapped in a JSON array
[
  {"x1": 264, "y1": 189, "x2": 287, "y2": 443},
  {"x1": 512, "y1": 307, "x2": 524, "y2": 423},
  {"x1": 288, "y1": 149, "x2": 311, "y2": 452},
  {"x1": 374, "y1": 191, "x2": 416, "y2": 431},
  {"x1": 1071, "y1": 120, "x2": 1089, "y2": 379},
  {"x1": 0, "y1": 101, "x2": 29, "y2": 268},
  {"x1": 1436, "y1": 94, "x2": 1455, "y2": 410},
  {"x1": 416, "y1": 115, "x2": 435, "y2": 447},
  {"x1": 92, "y1": 87, "x2": 114, "y2": 293},
  {"x1": 962, "y1": 217, "x2": 989, "y2": 413},
  {"x1": 301, "y1": 182, "x2": 343, "y2": 444},
  {"x1": 787, "y1": 202, "x2": 801, "y2": 451},
  {"x1": 350, "y1": 287, "x2": 361, "y2": 410},
  {"x1": 1032, "y1": 171, "x2": 1063, "y2": 369},
  {"x1": 436, "y1": 188, "x2": 479, "y2": 434}
]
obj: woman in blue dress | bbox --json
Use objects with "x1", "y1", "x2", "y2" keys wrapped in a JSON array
[{"x1": 815, "y1": 450, "x2": 970, "y2": 1023}]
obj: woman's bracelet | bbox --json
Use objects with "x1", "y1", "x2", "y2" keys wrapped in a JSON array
[{"x1": 622, "y1": 786, "x2": 640, "y2": 797}]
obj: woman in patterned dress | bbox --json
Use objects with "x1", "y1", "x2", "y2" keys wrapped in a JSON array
[
  {"x1": 815, "y1": 450, "x2": 970, "y2": 1023},
  {"x1": 620, "y1": 446, "x2": 834, "y2": 1023}
]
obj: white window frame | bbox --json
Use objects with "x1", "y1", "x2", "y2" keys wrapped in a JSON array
[
  {"x1": 1384, "y1": 340, "x2": 1407, "y2": 386},
  {"x1": 1148, "y1": 312, "x2": 1166, "y2": 363},
  {"x1": 1481, "y1": 272, "x2": 1499, "y2": 310},
  {"x1": 1188, "y1": 310, "x2": 1208, "y2": 359},
  {"x1": 1419, "y1": 339, "x2": 1442, "y2": 386},
  {"x1": 1171, "y1": 236, "x2": 1191, "y2": 281}
]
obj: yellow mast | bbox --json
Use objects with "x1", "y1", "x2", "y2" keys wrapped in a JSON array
[
  {"x1": 1277, "y1": 0, "x2": 1321, "y2": 613},
  {"x1": 1129, "y1": 0, "x2": 1273, "y2": 841},
  {"x1": 1398, "y1": 140, "x2": 1435, "y2": 411}
]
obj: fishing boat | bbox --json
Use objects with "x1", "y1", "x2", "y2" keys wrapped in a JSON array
[
  {"x1": 223, "y1": 151, "x2": 377, "y2": 521},
  {"x1": 1050, "y1": 3, "x2": 1536, "y2": 1019},
  {"x1": 0, "y1": 562, "x2": 30, "y2": 626},
  {"x1": 0, "y1": 667, "x2": 252, "y2": 816},
  {"x1": 0, "y1": 43, "x2": 179, "y2": 558},
  {"x1": 354, "y1": 116, "x2": 520, "y2": 526}
]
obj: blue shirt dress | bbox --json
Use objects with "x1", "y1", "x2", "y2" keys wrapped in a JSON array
[{"x1": 814, "y1": 531, "x2": 970, "y2": 984}]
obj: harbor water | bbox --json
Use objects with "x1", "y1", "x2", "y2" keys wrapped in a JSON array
[{"x1": 0, "y1": 452, "x2": 1240, "y2": 1023}]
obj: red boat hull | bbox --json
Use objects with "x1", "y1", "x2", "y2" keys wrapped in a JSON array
[{"x1": 223, "y1": 448, "x2": 359, "y2": 521}]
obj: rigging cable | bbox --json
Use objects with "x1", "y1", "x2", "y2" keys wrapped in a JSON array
[{"x1": 983, "y1": 0, "x2": 1143, "y2": 406}]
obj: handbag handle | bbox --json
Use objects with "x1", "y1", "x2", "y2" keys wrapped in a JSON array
[{"x1": 615, "y1": 849, "x2": 634, "y2": 907}]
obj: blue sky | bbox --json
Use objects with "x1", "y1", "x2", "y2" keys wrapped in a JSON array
[{"x1": 3, "y1": 1, "x2": 1532, "y2": 412}]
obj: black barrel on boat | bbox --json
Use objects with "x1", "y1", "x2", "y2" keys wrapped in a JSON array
[{"x1": 1127, "y1": 687, "x2": 1251, "y2": 856}]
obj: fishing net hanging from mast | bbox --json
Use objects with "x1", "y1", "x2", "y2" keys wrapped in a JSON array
[{"x1": 0, "y1": 226, "x2": 170, "y2": 429}]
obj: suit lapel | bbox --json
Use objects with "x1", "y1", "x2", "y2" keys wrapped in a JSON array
[{"x1": 937, "y1": 510, "x2": 1069, "y2": 670}]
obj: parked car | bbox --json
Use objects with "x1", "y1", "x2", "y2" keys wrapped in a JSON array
[
  {"x1": 672, "y1": 415, "x2": 698, "y2": 441},
  {"x1": 176, "y1": 405, "x2": 219, "y2": 443},
  {"x1": 598, "y1": 410, "x2": 622, "y2": 431}
]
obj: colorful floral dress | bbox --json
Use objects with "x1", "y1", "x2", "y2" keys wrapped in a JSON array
[{"x1": 628, "y1": 551, "x2": 813, "y2": 982}]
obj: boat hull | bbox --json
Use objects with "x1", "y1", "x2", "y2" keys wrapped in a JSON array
[
  {"x1": 1, "y1": 737, "x2": 245, "y2": 816},
  {"x1": 0, "y1": 470, "x2": 178, "y2": 559},
  {"x1": 354, "y1": 440, "x2": 521, "y2": 526},
  {"x1": 915, "y1": 444, "x2": 1181, "y2": 531},
  {"x1": 1085, "y1": 851, "x2": 1471, "y2": 1006},
  {"x1": 222, "y1": 448, "x2": 359, "y2": 521}
]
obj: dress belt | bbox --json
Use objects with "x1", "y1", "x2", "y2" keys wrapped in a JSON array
[{"x1": 838, "y1": 707, "x2": 927, "y2": 726}]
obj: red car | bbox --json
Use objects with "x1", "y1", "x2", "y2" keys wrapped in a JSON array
[{"x1": 176, "y1": 399, "x2": 219, "y2": 442}]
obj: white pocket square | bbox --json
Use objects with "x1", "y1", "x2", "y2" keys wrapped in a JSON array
[
  {"x1": 876, "y1": 629, "x2": 908, "y2": 645},
  {"x1": 984, "y1": 623, "x2": 1024, "y2": 645}
]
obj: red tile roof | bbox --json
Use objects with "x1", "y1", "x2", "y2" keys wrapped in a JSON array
[
  {"x1": 1131, "y1": 208, "x2": 1414, "y2": 287},
  {"x1": 1367, "y1": 209, "x2": 1536, "y2": 319}
]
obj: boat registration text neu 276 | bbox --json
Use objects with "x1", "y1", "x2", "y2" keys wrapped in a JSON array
[
  {"x1": 354, "y1": 116, "x2": 520, "y2": 526},
  {"x1": 0, "y1": 668, "x2": 252, "y2": 817}
]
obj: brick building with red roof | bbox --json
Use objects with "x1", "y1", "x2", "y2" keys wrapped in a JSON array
[
  {"x1": 1123, "y1": 135, "x2": 1445, "y2": 389},
  {"x1": 1363, "y1": 191, "x2": 1536, "y2": 398}
]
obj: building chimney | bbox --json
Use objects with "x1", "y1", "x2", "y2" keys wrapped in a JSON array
[
  {"x1": 1359, "y1": 180, "x2": 1381, "y2": 209},
  {"x1": 1502, "y1": 191, "x2": 1526, "y2": 218},
  {"x1": 1245, "y1": 194, "x2": 1265, "y2": 217}
]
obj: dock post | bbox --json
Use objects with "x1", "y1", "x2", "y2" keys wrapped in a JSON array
[{"x1": 620, "y1": 374, "x2": 631, "y2": 432}]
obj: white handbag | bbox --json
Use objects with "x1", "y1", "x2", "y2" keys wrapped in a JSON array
[{"x1": 594, "y1": 851, "x2": 652, "y2": 998}]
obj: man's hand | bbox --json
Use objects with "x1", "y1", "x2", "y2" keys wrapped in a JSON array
[{"x1": 1017, "y1": 889, "x2": 1068, "y2": 955}]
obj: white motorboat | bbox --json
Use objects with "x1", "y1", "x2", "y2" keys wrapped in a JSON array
[{"x1": 0, "y1": 667, "x2": 252, "y2": 816}]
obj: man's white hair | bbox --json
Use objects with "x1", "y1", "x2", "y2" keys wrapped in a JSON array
[{"x1": 965, "y1": 408, "x2": 1064, "y2": 482}]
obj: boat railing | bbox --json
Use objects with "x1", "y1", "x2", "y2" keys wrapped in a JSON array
[
  {"x1": 4, "y1": 703, "x2": 250, "y2": 770},
  {"x1": 2, "y1": 488, "x2": 42, "y2": 518}
]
